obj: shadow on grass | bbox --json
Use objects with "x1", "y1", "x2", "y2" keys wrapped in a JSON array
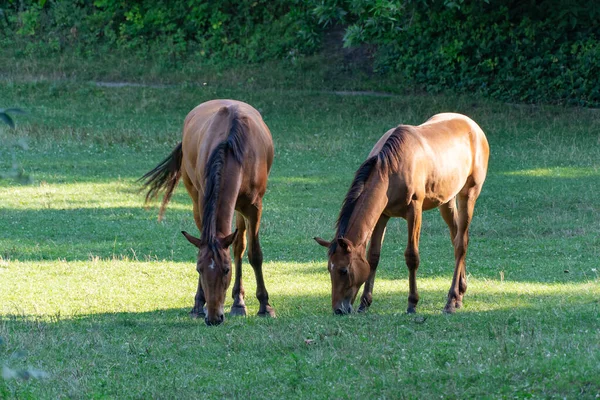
[
  {"x1": 0, "y1": 204, "x2": 331, "y2": 264},
  {"x1": 2, "y1": 158, "x2": 599, "y2": 285},
  {"x1": 1, "y1": 202, "x2": 598, "y2": 286}
]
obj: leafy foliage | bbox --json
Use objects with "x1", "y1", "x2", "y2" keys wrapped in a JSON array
[
  {"x1": 318, "y1": 0, "x2": 600, "y2": 106},
  {"x1": 1, "y1": 0, "x2": 321, "y2": 63},
  {"x1": 0, "y1": 108, "x2": 32, "y2": 184},
  {"x1": 0, "y1": 108, "x2": 25, "y2": 129},
  {"x1": 2, "y1": 0, "x2": 599, "y2": 105},
  {"x1": 0, "y1": 337, "x2": 48, "y2": 382}
]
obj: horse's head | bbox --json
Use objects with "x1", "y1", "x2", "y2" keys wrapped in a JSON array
[
  {"x1": 182, "y1": 230, "x2": 238, "y2": 326},
  {"x1": 314, "y1": 237, "x2": 370, "y2": 315}
]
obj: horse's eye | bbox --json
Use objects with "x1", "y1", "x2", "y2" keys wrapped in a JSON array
[
  {"x1": 339, "y1": 267, "x2": 348, "y2": 275},
  {"x1": 222, "y1": 266, "x2": 230, "y2": 275}
]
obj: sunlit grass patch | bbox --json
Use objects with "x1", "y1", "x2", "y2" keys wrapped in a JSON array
[
  {"x1": 269, "y1": 176, "x2": 331, "y2": 185},
  {"x1": 0, "y1": 259, "x2": 195, "y2": 317},
  {"x1": 2, "y1": 257, "x2": 597, "y2": 320},
  {"x1": 0, "y1": 180, "x2": 192, "y2": 212},
  {"x1": 504, "y1": 166, "x2": 600, "y2": 178}
]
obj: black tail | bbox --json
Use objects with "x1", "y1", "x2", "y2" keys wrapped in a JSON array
[{"x1": 139, "y1": 142, "x2": 183, "y2": 221}]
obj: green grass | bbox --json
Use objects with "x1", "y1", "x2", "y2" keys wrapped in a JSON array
[{"x1": 1, "y1": 73, "x2": 599, "y2": 399}]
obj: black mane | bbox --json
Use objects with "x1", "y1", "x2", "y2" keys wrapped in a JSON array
[
  {"x1": 330, "y1": 125, "x2": 410, "y2": 255},
  {"x1": 201, "y1": 106, "x2": 246, "y2": 256},
  {"x1": 378, "y1": 125, "x2": 409, "y2": 174},
  {"x1": 334, "y1": 156, "x2": 378, "y2": 244}
]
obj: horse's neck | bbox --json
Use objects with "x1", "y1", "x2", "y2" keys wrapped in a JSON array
[
  {"x1": 214, "y1": 155, "x2": 243, "y2": 236},
  {"x1": 344, "y1": 172, "x2": 389, "y2": 248}
]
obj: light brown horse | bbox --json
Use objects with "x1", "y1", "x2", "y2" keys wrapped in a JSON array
[
  {"x1": 141, "y1": 100, "x2": 275, "y2": 325},
  {"x1": 315, "y1": 113, "x2": 489, "y2": 315}
]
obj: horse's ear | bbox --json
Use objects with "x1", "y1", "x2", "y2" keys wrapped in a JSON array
[
  {"x1": 337, "y1": 238, "x2": 354, "y2": 253},
  {"x1": 314, "y1": 237, "x2": 331, "y2": 248},
  {"x1": 182, "y1": 231, "x2": 202, "y2": 248},
  {"x1": 220, "y1": 230, "x2": 238, "y2": 249}
]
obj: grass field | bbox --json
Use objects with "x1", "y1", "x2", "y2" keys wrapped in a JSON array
[{"x1": 1, "y1": 74, "x2": 599, "y2": 398}]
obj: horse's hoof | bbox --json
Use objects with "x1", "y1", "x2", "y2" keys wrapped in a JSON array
[
  {"x1": 406, "y1": 307, "x2": 417, "y2": 314},
  {"x1": 443, "y1": 304, "x2": 456, "y2": 314},
  {"x1": 190, "y1": 306, "x2": 207, "y2": 319},
  {"x1": 258, "y1": 305, "x2": 276, "y2": 318},
  {"x1": 230, "y1": 305, "x2": 247, "y2": 317},
  {"x1": 190, "y1": 311, "x2": 205, "y2": 319},
  {"x1": 358, "y1": 299, "x2": 371, "y2": 313},
  {"x1": 455, "y1": 300, "x2": 463, "y2": 309}
]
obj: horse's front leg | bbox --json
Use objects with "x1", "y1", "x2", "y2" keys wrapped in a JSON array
[
  {"x1": 405, "y1": 201, "x2": 423, "y2": 314},
  {"x1": 230, "y1": 212, "x2": 248, "y2": 317},
  {"x1": 185, "y1": 180, "x2": 206, "y2": 318},
  {"x1": 244, "y1": 202, "x2": 275, "y2": 317},
  {"x1": 190, "y1": 277, "x2": 207, "y2": 318},
  {"x1": 358, "y1": 215, "x2": 389, "y2": 313}
]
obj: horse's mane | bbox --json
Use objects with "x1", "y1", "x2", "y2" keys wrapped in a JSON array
[
  {"x1": 377, "y1": 125, "x2": 410, "y2": 175},
  {"x1": 334, "y1": 156, "x2": 378, "y2": 249},
  {"x1": 201, "y1": 106, "x2": 246, "y2": 257},
  {"x1": 330, "y1": 125, "x2": 410, "y2": 255}
]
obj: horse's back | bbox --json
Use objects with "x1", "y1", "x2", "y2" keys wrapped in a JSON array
[
  {"x1": 184, "y1": 100, "x2": 266, "y2": 133},
  {"x1": 420, "y1": 113, "x2": 488, "y2": 169},
  {"x1": 378, "y1": 113, "x2": 489, "y2": 215},
  {"x1": 183, "y1": 99, "x2": 272, "y2": 158},
  {"x1": 419, "y1": 113, "x2": 488, "y2": 172},
  {"x1": 181, "y1": 100, "x2": 274, "y2": 192}
]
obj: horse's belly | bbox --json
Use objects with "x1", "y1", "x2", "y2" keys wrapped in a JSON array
[
  {"x1": 384, "y1": 168, "x2": 469, "y2": 216},
  {"x1": 423, "y1": 165, "x2": 471, "y2": 209},
  {"x1": 386, "y1": 194, "x2": 450, "y2": 215}
]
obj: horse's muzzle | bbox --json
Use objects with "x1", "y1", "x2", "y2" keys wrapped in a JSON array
[
  {"x1": 334, "y1": 303, "x2": 353, "y2": 315},
  {"x1": 205, "y1": 313, "x2": 225, "y2": 326}
]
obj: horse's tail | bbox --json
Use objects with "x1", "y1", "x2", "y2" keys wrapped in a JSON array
[{"x1": 139, "y1": 142, "x2": 183, "y2": 221}]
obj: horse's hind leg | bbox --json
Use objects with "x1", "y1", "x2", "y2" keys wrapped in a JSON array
[
  {"x1": 358, "y1": 214, "x2": 389, "y2": 313},
  {"x1": 439, "y1": 197, "x2": 458, "y2": 245},
  {"x1": 444, "y1": 186, "x2": 481, "y2": 313},
  {"x1": 244, "y1": 201, "x2": 275, "y2": 317},
  {"x1": 230, "y1": 212, "x2": 248, "y2": 317},
  {"x1": 440, "y1": 198, "x2": 462, "y2": 309},
  {"x1": 405, "y1": 200, "x2": 423, "y2": 314}
]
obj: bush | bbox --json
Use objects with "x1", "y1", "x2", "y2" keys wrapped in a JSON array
[
  {"x1": 320, "y1": 0, "x2": 600, "y2": 106},
  {"x1": 0, "y1": 108, "x2": 32, "y2": 184},
  {"x1": 2, "y1": 0, "x2": 599, "y2": 106},
  {"x1": 1, "y1": 0, "x2": 322, "y2": 62}
]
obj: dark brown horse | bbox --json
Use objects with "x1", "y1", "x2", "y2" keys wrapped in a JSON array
[
  {"x1": 141, "y1": 100, "x2": 275, "y2": 325},
  {"x1": 315, "y1": 113, "x2": 489, "y2": 315}
]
